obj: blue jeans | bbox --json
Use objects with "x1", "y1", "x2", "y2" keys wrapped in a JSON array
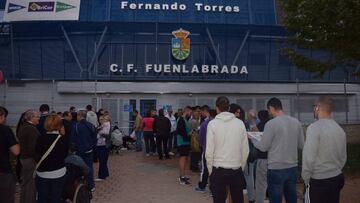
[
  {"x1": 77, "y1": 151, "x2": 95, "y2": 190},
  {"x1": 267, "y1": 166, "x2": 297, "y2": 203},
  {"x1": 35, "y1": 175, "x2": 66, "y2": 203},
  {"x1": 135, "y1": 131, "x2": 143, "y2": 151},
  {"x1": 97, "y1": 146, "x2": 109, "y2": 179}
]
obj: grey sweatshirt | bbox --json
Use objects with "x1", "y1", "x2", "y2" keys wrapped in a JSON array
[
  {"x1": 252, "y1": 115, "x2": 304, "y2": 169},
  {"x1": 302, "y1": 119, "x2": 347, "y2": 184}
]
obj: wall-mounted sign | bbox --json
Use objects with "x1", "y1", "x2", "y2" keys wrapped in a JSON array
[
  {"x1": 123, "y1": 104, "x2": 133, "y2": 112},
  {"x1": 120, "y1": 1, "x2": 240, "y2": 13},
  {"x1": 172, "y1": 28, "x2": 190, "y2": 61},
  {"x1": 110, "y1": 64, "x2": 248, "y2": 75},
  {"x1": 3, "y1": 0, "x2": 81, "y2": 21}
]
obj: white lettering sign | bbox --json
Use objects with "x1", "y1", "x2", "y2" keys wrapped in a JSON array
[
  {"x1": 110, "y1": 64, "x2": 248, "y2": 75},
  {"x1": 120, "y1": 1, "x2": 240, "y2": 13}
]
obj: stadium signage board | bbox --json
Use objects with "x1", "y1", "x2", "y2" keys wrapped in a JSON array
[{"x1": 3, "y1": 0, "x2": 80, "y2": 21}]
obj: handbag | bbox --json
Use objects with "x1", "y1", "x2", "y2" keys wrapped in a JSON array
[
  {"x1": 190, "y1": 130, "x2": 200, "y2": 152},
  {"x1": 130, "y1": 130, "x2": 137, "y2": 140},
  {"x1": 33, "y1": 134, "x2": 61, "y2": 178}
]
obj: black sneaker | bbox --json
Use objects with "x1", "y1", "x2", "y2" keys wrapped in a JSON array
[{"x1": 179, "y1": 177, "x2": 191, "y2": 185}]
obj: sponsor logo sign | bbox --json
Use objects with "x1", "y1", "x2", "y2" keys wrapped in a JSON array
[
  {"x1": 28, "y1": 2, "x2": 55, "y2": 12},
  {"x1": 56, "y1": 1, "x2": 76, "y2": 12},
  {"x1": 8, "y1": 3, "x2": 26, "y2": 13},
  {"x1": 4, "y1": 0, "x2": 81, "y2": 21}
]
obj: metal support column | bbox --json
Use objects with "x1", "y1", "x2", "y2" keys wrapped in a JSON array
[
  {"x1": 296, "y1": 79, "x2": 300, "y2": 120},
  {"x1": 61, "y1": 25, "x2": 85, "y2": 77},
  {"x1": 88, "y1": 26, "x2": 108, "y2": 74},
  {"x1": 344, "y1": 79, "x2": 349, "y2": 123},
  {"x1": 10, "y1": 24, "x2": 15, "y2": 79},
  {"x1": 51, "y1": 80, "x2": 55, "y2": 111},
  {"x1": 206, "y1": 27, "x2": 223, "y2": 66},
  {"x1": 3, "y1": 80, "x2": 7, "y2": 106},
  {"x1": 232, "y1": 30, "x2": 250, "y2": 65}
]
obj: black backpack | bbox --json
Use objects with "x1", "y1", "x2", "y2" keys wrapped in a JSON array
[{"x1": 247, "y1": 138, "x2": 267, "y2": 163}]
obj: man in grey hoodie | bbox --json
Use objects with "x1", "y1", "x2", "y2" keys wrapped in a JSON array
[
  {"x1": 86, "y1": 105, "x2": 99, "y2": 128},
  {"x1": 251, "y1": 97, "x2": 304, "y2": 203},
  {"x1": 302, "y1": 96, "x2": 346, "y2": 203}
]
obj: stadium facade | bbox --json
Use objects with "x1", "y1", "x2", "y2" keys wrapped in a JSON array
[{"x1": 0, "y1": 0, "x2": 359, "y2": 126}]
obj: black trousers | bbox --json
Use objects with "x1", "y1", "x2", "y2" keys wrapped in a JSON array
[
  {"x1": 308, "y1": 173, "x2": 344, "y2": 203},
  {"x1": 143, "y1": 131, "x2": 156, "y2": 153},
  {"x1": 198, "y1": 151, "x2": 210, "y2": 190},
  {"x1": 210, "y1": 167, "x2": 245, "y2": 203},
  {"x1": 156, "y1": 136, "x2": 169, "y2": 158},
  {"x1": 167, "y1": 132, "x2": 176, "y2": 152},
  {"x1": 190, "y1": 152, "x2": 201, "y2": 171}
]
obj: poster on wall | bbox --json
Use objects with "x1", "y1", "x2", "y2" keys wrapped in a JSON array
[{"x1": 3, "y1": 0, "x2": 81, "y2": 21}]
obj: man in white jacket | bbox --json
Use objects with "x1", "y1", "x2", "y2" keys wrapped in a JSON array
[{"x1": 206, "y1": 96, "x2": 249, "y2": 203}]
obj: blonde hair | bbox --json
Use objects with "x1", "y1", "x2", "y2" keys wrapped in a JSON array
[{"x1": 100, "y1": 114, "x2": 111, "y2": 122}]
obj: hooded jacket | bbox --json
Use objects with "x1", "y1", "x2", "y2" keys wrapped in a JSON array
[
  {"x1": 205, "y1": 112, "x2": 249, "y2": 175},
  {"x1": 86, "y1": 111, "x2": 99, "y2": 128}
]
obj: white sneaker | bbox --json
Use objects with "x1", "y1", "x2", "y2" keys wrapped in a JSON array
[
  {"x1": 94, "y1": 178, "x2": 103, "y2": 182},
  {"x1": 169, "y1": 152, "x2": 175, "y2": 156},
  {"x1": 120, "y1": 147, "x2": 128, "y2": 151},
  {"x1": 146, "y1": 153, "x2": 150, "y2": 157}
]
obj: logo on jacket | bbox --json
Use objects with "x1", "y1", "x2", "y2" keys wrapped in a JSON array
[
  {"x1": 8, "y1": 3, "x2": 26, "y2": 13},
  {"x1": 28, "y1": 2, "x2": 55, "y2": 12},
  {"x1": 171, "y1": 28, "x2": 190, "y2": 61}
]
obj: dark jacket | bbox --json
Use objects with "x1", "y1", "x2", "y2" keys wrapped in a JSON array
[
  {"x1": 70, "y1": 119, "x2": 97, "y2": 153},
  {"x1": 35, "y1": 132, "x2": 69, "y2": 172},
  {"x1": 255, "y1": 121, "x2": 268, "y2": 159},
  {"x1": 176, "y1": 117, "x2": 190, "y2": 142},
  {"x1": 62, "y1": 119, "x2": 73, "y2": 146},
  {"x1": 36, "y1": 114, "x2": 48, "y2": 136},
  {"x1": 153, "y1": 116, "x2": 171, "y2": 137},
  {"x1": 18, "y1": 122, "x2": 40, "y2": 159}
]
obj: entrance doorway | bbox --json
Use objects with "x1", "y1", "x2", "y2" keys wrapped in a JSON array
[{"x1": 140, "y1": 99, "x2": 157, "y2": 117}]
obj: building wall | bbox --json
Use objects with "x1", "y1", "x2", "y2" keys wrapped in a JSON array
[{"x1": 1, "y1": 81, "x2": 359, "y2": 126}]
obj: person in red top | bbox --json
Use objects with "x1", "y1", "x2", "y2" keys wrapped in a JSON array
[{"x1": 142, "y1": 110, "x2": 155, "y2": 156}]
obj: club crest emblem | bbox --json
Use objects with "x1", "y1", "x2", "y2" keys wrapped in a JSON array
[{"x1": 171, "y1": 28, "x2": 190, "y2": 61}]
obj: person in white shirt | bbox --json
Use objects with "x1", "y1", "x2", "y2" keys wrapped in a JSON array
[
  {"x1": 206, "y1": 96, "x2": 249, "y2": 203},
  {"x1": 165, "y1": 107, "x2": 177, "y2": 155},
  {"x1": 95, "y1": 115, "x2": 111, "y2": 181}
]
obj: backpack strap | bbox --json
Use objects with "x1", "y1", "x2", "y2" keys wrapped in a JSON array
[{"x1": 33, "y1": 134, "x2": 61, "y2": 178}]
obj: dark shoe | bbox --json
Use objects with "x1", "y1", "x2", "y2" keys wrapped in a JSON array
[
  {"x1": 179, "y1": 177, "x2": 191, "y2": 185},
  {"x1": 159, "y1": 156, "x2": 164, "y2": 160},
  {"x1": 195, "y1": 187, "x2": 206, "y2": 193}
]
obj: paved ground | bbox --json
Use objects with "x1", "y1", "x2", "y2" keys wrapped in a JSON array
[
  {"x1": 92, "y1": 150, "x2": 360, "y2": 203},
  {"x1": 92, "y1": 150, "x2": 212, "y2": 203},
  {"x1": 14, "y1": 150, "x2": 360, "y2": 203}
]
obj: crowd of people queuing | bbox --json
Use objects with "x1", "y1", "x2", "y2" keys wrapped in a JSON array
[{"x1": 0, "y1": 95, "x2": 347, "y2": 203}]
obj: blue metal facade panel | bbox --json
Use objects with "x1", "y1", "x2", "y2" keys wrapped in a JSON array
[{"x1": 0, "y1": 0, "x2": 356, "y2": 82}]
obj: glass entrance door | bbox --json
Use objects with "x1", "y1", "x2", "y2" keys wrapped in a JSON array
[{"x1": 140, "y1": 99, "x2": 156, "y2": 117}]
